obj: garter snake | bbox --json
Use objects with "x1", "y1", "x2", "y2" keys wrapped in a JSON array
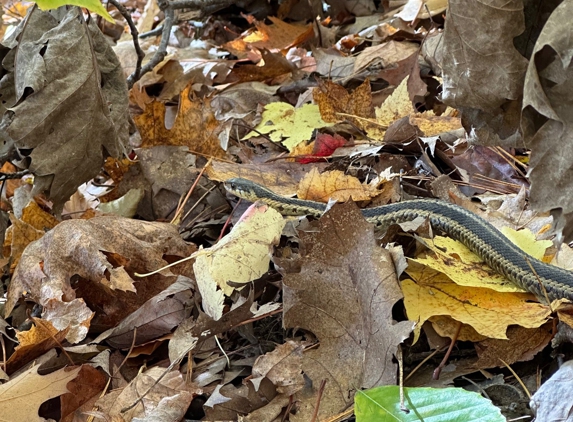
[{"x1": 224, "y1": 177, "x2": 573, "y2": 302}]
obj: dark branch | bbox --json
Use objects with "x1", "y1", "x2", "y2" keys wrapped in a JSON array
[
  {"x1": 167, "y1": 0, "x2": 236, "y2": 10},
  {"x1": 0, "y1": 170, "x2": 29, "y2": 180},
  {"x1": 139, "y1": 25, "x2": 164, "y2": 39},
  {"x1": 107, "y1": 0, "x2": 146, "y2": 89},
  {"x1": 132, "y1": 6, "x2": 174, "y2": 85}
]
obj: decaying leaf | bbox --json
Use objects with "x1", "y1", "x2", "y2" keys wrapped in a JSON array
[
  {"x1": 251, "y1": 340, "x2": 304, "y2": 396},
  {"x1": 6, "y1": 217, "x2": 195, "y2": 343},
  {"x1": 279, "y1": 202, "x2": 413, "y2": 420},
  {"x1": 522, "y1": 0, "x2": 573, "y2": 243},
  {"x1": 134, "y1": 85, "x2": 225, "y2": 158},
  {"x1": 313, "y1": 79, "x2": 375, "y2": 129},
  {"x1": 5, "y1": 7, "x2": 129, "y2": 211},
  {"x1": 94, "y1": 367, "x2": 198, "y2": 421}
]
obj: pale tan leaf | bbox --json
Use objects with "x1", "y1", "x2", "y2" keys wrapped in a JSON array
[
  {"x1": 0, "y1": 365, "x2": 80, "y2": 422},
  {"x1": 192, "y1": 203, "x2": 285, "y2": 306}
]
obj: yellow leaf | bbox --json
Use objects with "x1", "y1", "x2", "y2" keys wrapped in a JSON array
[
  {"x1": 367, "y1": 77, "x2": 413, "y2": 139},
  {"x1": 501, "y1": 227, "x2": 552, "y2": 261},
  {"x1": 192, "y1": 203, "x2": 285, "y2": 319},
  {"x1": 34, "y1": 0, "x2": 114, "y2": 23},
  {"x1": 402, "y1": 276, "x2": 551, "y2": 340},
  {"x1": 410, "y1": 236, "x2": 527, "y2": 293}
]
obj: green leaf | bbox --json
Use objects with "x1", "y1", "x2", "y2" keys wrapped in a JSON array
[
  {"x1": 355, "y1": 386, "x2": 505, "y2": 422},
  {"x1": 242, "y1": 103, "x2": 334, "y2": 151},
  {"x1": 34, "y1": 0, "x2": 114, "y2": 23}
]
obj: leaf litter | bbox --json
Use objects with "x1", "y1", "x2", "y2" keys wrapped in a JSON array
[{"x1": 1, "y1": 0, "x2": 573, "y2": 421}]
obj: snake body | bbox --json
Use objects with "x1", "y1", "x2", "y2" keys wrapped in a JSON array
[{"x1": 224, "y1": 178, "x2": 573, "y2": 302}]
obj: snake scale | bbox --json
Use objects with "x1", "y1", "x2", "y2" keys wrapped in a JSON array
[{"x1": 224, "y1": 177, "x2": 573, "y2": 302}]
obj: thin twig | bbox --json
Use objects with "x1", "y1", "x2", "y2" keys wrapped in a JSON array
[
  {"x1": 499, "y1": 358, "x2": 531, "y2": 399},
  {"x1": 112, "y1": 327, "x2": 138, "y2": 378},
  {"x1": 310, "y1": 379, "x2": 327, "y2": 422},
  {"x1": 171, "y1": 158, "x2": 212, "y2": 225},
  {"x1": 139, "y1": 25, "x2": 164, "y2": 38},
  {"x1": 396, "y1": 345, "x2": 409, "y2": 413},
  {"x1": 433, "y1": 320, "x2": 462, "y2": 380},
  {"x1": 107, "y1": 0, "x2": 146, "y2": 88},
  {"x1": 218, "y1": 198, "x2": 240, "y2": 241},
  {"x1": 180, "y1": 185, "x2": 217, "y2": 224},
  {"x1": 404, "y1": 345, "x2": 447, "y2": 382},
  {"x1": 0, "y1": 335, "x2": 5, "y2": 372}
]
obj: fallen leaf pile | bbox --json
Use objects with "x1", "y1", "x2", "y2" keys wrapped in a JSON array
[{"x1": 1, "y1": 0, "x2": 573, "y2": 420}]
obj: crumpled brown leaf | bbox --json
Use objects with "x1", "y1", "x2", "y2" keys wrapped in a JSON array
[
  {"x1": 278, "y1": 202, "x2": 413, "y2": 421},
  {"x1": 95, "y1": 367, "x2": 198, "y2": 421},
  {"x1": 522, "y1": 0, "x2": 573, "y2": 243},
  {"x1": 2, "y1": 7, "x2": 129, "y2": 212},
  {"x1": 441, "y1": 0, "x2": 528, "y2": 146},
  {"x1": 6, "y1": 216, "x2": 195, "y2": 343}
]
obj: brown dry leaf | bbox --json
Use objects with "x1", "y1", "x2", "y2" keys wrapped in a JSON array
[
  {"x1": 205, "y1": 161, "x2": 326, "y2": 196},
  {"x1": 441, "y1": 0, "x2": 526, "y2": 112},
  {"x1": 134, "y1": 84, "x2": 224, "y2": 157},
  {"x1": 278, "y1": 202, "x2": 412, "y2": 421},
  {"x1": 6, "y1": 217, "x2": 195, "y2": 343},
  {"x1": 225, "y1": 17, "x2": 313, "y2": 56},
  {"x1": 93, "y1": 276, "x2": 194, "y2": 349},
  {"x1": 289, "y1": 140, "x2": 315, "y2": 161},
  {"x1": 0, "y1": 364, "x2": 81, "y2": 421},
  {"x1": 313, "y1": 79, "x2": 374, "y2": 130},
  {"x1": 429, "y1": 315, "x2": 487, "y2": 342},
  {"x1": 95, "y1": 367, "x2": 198, "y2": 421},
  {"x1": 440, "y1": 0, "x2": 527, "y2": 146},
  {"x1": 354, "y1": 41, "x2": 419, "y2": 75},
  {"x1": 522, "y1": 1, "x2": 573, "y2": 243},
  {"x1": 475, "y1": 322, "x2": 554, "y2": 368},
  {"x1": 6, "y1": 318, "x2": 69, "y2": 374},
  {"x1": 60, "y1": 364, "x2": 108, "y2": 422},
  {"x1": 203, "y1": 378, "x2": 277, "y2": 420},
  {"x1": 205, "y1": 154, "x2": 328, "y2": 196},
  {"x1": 251, "y1": 340, "x2": 304, "y2": 396},
  {"x1": 103, "y1": 156, "x2": 133, "y2": 185},
  {"x1": 168, "y1": 286, "x2": 258, "y2": 364},
  {"x1": 314, "y1": 49, "x2": 356, "y2": 80},
  {"x1": 5, "y1": 8, "x2": 129, "y2": 211},
  {"x1": 228, "y1": 49, "x2": 296, "y2": 83},
  {"x1": 297, "y1": 168, "x2": 379, "y2": 202}
]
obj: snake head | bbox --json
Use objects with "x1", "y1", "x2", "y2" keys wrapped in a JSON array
[{"x1": 224, "y1": 178, "x2": 260, "y2": 202}]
